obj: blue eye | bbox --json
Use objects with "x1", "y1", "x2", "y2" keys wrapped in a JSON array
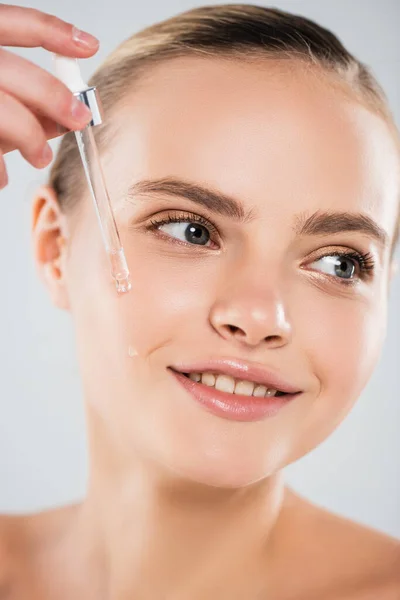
[
  {"x1": 312, "y1": 255, "x2": 355, "y2": 279},
  {"x1": 310, "y1": 251, "x2": 375, "y2": 282}
]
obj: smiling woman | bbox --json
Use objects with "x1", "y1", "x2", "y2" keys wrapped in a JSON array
[{"x1": 1, "y1": 2, "x2": 400, "y2": 599}]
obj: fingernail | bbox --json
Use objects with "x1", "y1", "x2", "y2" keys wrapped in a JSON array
[
  {"x1": 72, "y1": 26, "x2": 99, "y2": 48},
  {"x1": 71, "y1": 96, "x2": 92, "y2": 122}
]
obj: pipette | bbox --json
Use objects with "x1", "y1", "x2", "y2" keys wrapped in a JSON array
[{"x1": 53, "y1": 54, "x2": 131, "y2": 294}]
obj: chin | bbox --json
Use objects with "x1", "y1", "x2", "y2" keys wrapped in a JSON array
[
  {"x1": 128, "y1": 381, "x2": 287, "y2": 491},
  {"x1": 155, "y1": 444, "x2": 277, "y2": 490}
]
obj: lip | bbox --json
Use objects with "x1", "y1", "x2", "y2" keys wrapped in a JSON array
[
  {"x1": 169, "y1": 357, "x2": 302, "y2": 394},
  {"x1": 170, "y1": 369, "x2": 300, "y2": 422}
]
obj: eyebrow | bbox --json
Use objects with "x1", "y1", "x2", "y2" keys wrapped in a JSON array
[
  {"x1": 294, "y1": 210, "x2": 388, "y2": 248},
  {"x1": 127, "y1": 177, "x2": 254, "y2": 221},
  {"x1": 127, "y1": 176, "x2": 388, "y2": 247}
]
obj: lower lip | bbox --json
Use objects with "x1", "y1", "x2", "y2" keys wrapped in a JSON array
[{"x1": 170, "y1": 369, "x2": 299, "y2": 422}]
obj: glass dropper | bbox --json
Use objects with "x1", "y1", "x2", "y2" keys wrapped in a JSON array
[{"x1": 52, "y1": 54, "x2": 131, "y2": 294}]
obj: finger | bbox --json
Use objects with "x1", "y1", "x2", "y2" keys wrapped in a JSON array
[
  {"x1": 0, "y1": 4, "x2": 99, "y2": 55},
  {"x1": 0, "y1": 90, "x2": 52, "y2": 168},
  {"x1": 34, "y1": 114, "x2": 69, "y2": 142},
  {"x1": 0, "y1": 150, "x2": 9, "y2": 190},
  {"x1": 38, "y1": 114, "x2": 69, "y2": 140},
  {"x1": 0, "y1": 114, "x2": 69, "y2": 155},
  {"x1": 0, "y1": 48, "x2": 93, "y2": 132}
]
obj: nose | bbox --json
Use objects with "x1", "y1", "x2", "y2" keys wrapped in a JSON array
[{"x1": 209, "y1": 273, "x2": 292, "y2": 349}]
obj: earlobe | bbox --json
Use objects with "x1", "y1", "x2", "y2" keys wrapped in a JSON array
[{"x1": 31, "y1": 184, "x2": 71, "y2": 311}]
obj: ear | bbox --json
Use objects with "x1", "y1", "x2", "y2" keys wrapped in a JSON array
[{"x1": 31, "y1": 184, "x2": 71, "y2": 311}]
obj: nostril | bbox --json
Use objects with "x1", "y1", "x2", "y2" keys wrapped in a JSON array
[
  {"x1": 228, "y1": 325, "x2": 239, "y2": 334},
  {"x1": 265, "y1": 335, "x2": 281, "y2": 343}
]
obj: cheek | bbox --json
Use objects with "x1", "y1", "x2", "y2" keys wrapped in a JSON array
[
  {"x1": 64, "y1": 235, "x2": 221, "y2": 436},
  {"x1": 314, "y1": 302, "x2": 385, "y2": 393},
  {"x1": 108, "y1": 244, "x2": 221, "y2": 354},
  {"x1": 65, "y1": 232, "x2": 219, "y2": 373},
  {"x1": 296, "y1": 285, "x2": 387, "y2": 446}
]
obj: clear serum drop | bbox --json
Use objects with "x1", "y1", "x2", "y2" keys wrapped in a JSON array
[{"x1": 128, "y1": 345, "x2": 139, "y2": 358}]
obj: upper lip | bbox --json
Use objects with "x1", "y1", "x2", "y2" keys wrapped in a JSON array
[{"x1": 169, "y1": 357, "x2": 302, "y2": 394}]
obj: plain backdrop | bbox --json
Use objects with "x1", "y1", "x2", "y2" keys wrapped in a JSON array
[{"x1": 0, "y1": 0, "x2": 399, "y2": 538}]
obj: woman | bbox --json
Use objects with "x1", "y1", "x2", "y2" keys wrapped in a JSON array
[{"x1": 0, "y1": 3, "x2": 399, "y2": 598}]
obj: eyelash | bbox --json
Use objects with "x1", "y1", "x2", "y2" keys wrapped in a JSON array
[{"x1": 145, "y1": 211, "x2": 376, "y2": 284}]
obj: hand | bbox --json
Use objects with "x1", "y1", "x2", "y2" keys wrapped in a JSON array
[{"x1": 0, "y1": 3, "x2": 100, "y2": 189}]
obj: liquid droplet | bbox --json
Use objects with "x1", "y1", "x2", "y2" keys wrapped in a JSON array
[
  {"x1": 116, "y1": 276, "x2": 132, "y2": 294},
  {"x1": 128, "y1": 345, "x2": 139, "y2": 358}
]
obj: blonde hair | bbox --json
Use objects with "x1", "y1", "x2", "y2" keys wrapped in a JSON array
[{"x1": 48, "y1": 3, "x2": 400, "y2": 255}]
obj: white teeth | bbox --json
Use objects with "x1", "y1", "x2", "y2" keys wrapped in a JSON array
[
  {"x1": 185, "y1": 372, "x2": 280, "y2": 397},
  {"x1": 201, "y1": 373, "x2": 216, "y2": 387},
  {"x1": 215, "y1": 374, "x2": 235, "y2": 394},
  {"x1": 234, "y1": 380, "x2": 255, "y2": 396},
  {"x1": 253, "y1": 385, "x2": 267, "y2": 397}
]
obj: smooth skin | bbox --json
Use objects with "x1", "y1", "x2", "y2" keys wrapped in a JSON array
[{"x1": 1, "y1": 5, "x2": 400, "y2": 600}]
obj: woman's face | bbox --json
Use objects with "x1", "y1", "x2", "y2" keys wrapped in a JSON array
[{"x1": 39, "y1": 57, "x2": 399, "y2": 487}]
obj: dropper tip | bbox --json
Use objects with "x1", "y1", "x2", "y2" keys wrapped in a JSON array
[{"x1": 116, "y1": 276, "x2": 132, "y2": 294}]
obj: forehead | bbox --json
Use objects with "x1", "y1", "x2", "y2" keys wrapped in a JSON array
[{"x1": 108, "y1": 56, "x2": 399, "y2": 232}]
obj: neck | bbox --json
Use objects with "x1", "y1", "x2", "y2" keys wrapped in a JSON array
[{"x1": 79, "y1": 406, "x2": 289, "y2": 599}]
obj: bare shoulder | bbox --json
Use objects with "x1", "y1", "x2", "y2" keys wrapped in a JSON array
[
  {"x1": 0, "y1": 506, "x2": 81, "y2": 599},
  {"x1": 280, "y1": 487, "x2": 400, "y2": 599}
]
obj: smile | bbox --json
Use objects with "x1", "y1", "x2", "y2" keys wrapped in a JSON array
[{"x1": 169, "y1": 368, "x2": 301, "y2": 422}]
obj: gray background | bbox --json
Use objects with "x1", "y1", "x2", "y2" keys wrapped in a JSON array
[{"x1": 0, "y1": 0, "x2": 399, "y2": 537}]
